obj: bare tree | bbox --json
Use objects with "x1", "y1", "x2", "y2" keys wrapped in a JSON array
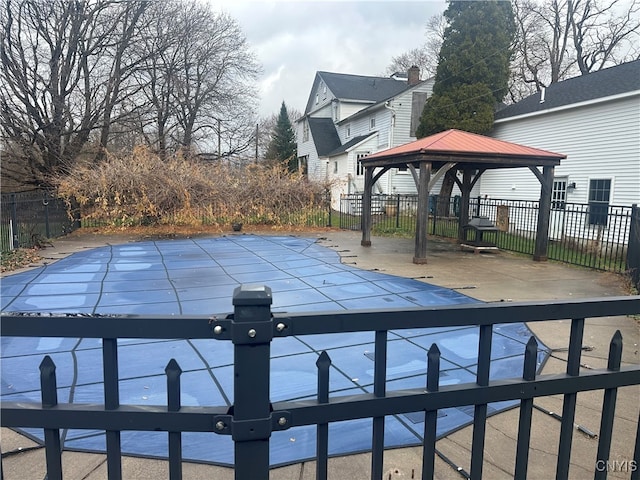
[
  {"x1": 387, "y1": 47, "x2": 435, "y2": 79},
  {"x1": 508, "y1": 0, "x2": 576, "y2": 101},
  {"x1": 570, "y1": 0, "x2": 640, "y2": 74},
  {"x1": 386, "y1": 14, "x2": 447, "y2": 79},
  {"x1": 134, "y1": 1, "x2": 259, "y2": 158},
  {"x1": 1, "y1": 0, "x2": 261, "y2": 188},
  {"x1": 134, "y1": 1, "x2": 183, "y2": 158},
  {"x1": 174, "y1": 7, "x2": 259, "y2": 152},
  {"x1": 509, "y1": 0, "x2": 639, "y2": 100},
  {"x1": 1, "y1": 0, "x2": 150, "y2": 188},
  {"x1": 97, "y1": 1, "x2": 149, "y2": 152}
]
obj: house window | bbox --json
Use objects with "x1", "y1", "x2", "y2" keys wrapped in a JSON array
[
  {"x1": 356, "y1": 152, "x2": 369, "y2": 176},
  {"x1": 333, "y1": 161, "x2": 338, "y2": 174},
  {"x1": 315, "y1": 94, "x2": 319, "y2": 105},
  {"x1": 333, "y1": 104, "x2": 339, "y2": 121},
  {"x1": 588, "y1": 178, "x2": 611, "y2": 226},
  {"x1": 370, "y1": 117, "x2": 376, "y2": 130},
  {"x1": 397, "y1": 165, "x2": 409, "y2": 174},
  {"x1": 298, "y1": 155, "x2": 308, "y2": 176},
  {"x1": 346, "y1": 124, "x2": 351, "y2": 138},
  {"x1": 302, "y1": 121, "x2": 309, "y2": 142},
  {"x1": 552, "y1": 177, "x2": 567, "y2": 210}
]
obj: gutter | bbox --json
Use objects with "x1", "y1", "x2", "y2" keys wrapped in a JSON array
[{"x1": 495, "y1": 90, "x2": 640, "y2": 124}]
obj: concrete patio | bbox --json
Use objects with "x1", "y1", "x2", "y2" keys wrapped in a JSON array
[{"x1": 1, "y1": 229, "x2": 638, "y2": 479}]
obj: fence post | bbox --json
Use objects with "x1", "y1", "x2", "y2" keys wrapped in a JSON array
[
  {"x1": 430, "y1": 195, "x2": 437, "y2": 235},
  {"x1": 316, "y1": 351, "x2": 331, "y2": 480},
  {"x1": 627, "y1": 204, "x2": 640, "y2": 291},
  {"x1": 422, "y1": 344, "x2": 441, "y2": 478},
  {"x1": 595, "y1": 331, "x2": 623, "y2": 480},
  {"x1": 43, "y1": 192, "x2": 51, "y2": 239},
  {"x1": 362, "y1": 170, "x2": 373, "y2": 246},
  {"x1": 40, "y1": 356, "x2": 62, "y2": 480},
  {"x1": 166, "y1": 359, "x2": 183, "y2": 480},
  {"x1": 10, "y1": 193, "x2": 19, "y2": 249},
  {"x1": 231, "y1": 285, "x2": 273, "y2": 480}
]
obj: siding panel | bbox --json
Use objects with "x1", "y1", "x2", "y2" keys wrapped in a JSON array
[{"x1": 486, "y1": 95, "x2": 640, "y2": 206}]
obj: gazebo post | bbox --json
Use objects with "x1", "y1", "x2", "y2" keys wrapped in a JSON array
[
  {"x1": 534, "y1": 165, "x2": 554, "y2": 261},
  {"x1": 458, "y1": 169, "x2": 472, "y2": 243},
  {"x1": 413, "y1": 161, "x2": 431, "y2": 264},
  {"x1": 361, "y1": 167, "x2": 373, "y2": 247}
]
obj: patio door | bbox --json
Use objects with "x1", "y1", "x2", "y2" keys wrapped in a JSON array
[{"x1": 550, "y1": 177, "x2": 567, "y2": 240}]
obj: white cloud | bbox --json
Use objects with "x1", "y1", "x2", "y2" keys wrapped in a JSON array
[
  {"x1": 260, "y1": 64, "x2": 285, "y2": 96},
  {"x1": 212, "y1": 1, "x2": 447, "y2": 117}
]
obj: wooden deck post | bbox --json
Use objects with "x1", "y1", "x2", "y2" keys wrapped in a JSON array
[
  {"x1": 414, "y1": 161, "x2": 431, "y2": 263},
  {"x1": 361, "y1": 167, "x2": 373, "y2": 246},
  {"x1": 458, "y1": 170, "x2": 472, "y2": 243},
  {"x1": 534, "y1": 165, "x2": 554, "y2": 261}
]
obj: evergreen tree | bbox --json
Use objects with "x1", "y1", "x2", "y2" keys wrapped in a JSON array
[
  {"x1": 266, "y1": 101, "x2": 297, "y2": 172},
  {"x1": 416, "y1": 0, "x2": 515, "y2": 138}
]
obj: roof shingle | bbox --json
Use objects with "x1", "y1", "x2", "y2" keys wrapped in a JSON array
[
  {"x1": 318, "y1": 71, "x2": 408, "y2": 103},
  {"x1": 308, "y1": 117, "x2": 341, "y2": 157},
  {"x1": 496, "y1": 60, "x2": 640, "y2": 120},
  {"x1": 326, "y1": 133, "x2": 376, "y2": 158}
]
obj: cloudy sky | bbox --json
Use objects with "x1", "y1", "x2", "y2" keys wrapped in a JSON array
[{"x1": 214, "y1": 1, "x2": 447, "y2": 118}]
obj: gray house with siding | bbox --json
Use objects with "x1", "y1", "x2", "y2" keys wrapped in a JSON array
[{"x1": 296, "y1": 67, "x2": 434, "y2": 208}]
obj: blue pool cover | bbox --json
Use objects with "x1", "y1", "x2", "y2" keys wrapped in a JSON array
[{"x1": 1, "y1": 235, "x2": 549, "y2": 467}]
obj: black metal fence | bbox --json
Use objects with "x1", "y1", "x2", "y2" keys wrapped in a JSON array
[
  {"x1": 0, "y1": 191, "x2": 79, "y2": 252},
  {"x1": 628, "y1": 205, "x2": 640, "y2": 290},
  {"x1": 3, "y1": 189, "x2": 637, "y2": 286},
  {"x1": 339, "y1": 194, "x2": 640, "y2": 281},
  {"x1": 72, "y1": 192, "x2": 332, "y2": 230},
  {"x1": 1, "y1": 287, "x2": 639, "y2": 479},
  {"x1": 0, "y1": 191, "x2": 333, "y2": 252}
]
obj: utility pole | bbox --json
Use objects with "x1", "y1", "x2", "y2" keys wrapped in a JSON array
[
  {"x1": 218, "y1": 118, "x2": 222, "y2": 160},
  {"x1": 255, "y1": 124, "x2": 259, "y2": 163}
]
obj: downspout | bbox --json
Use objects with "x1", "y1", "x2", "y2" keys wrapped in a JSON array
[
  {"x1": 384, "y1": 100, "x2": 396, "y2": 148},
  {"x1": 384, "y1": 101, "x2": 396, "y2": 194}
]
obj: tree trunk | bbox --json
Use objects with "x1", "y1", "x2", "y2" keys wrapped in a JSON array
[{"x1": 436, "y1": 170, "x2": 455, "y2": 216}]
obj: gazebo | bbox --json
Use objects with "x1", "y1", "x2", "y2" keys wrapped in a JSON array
[{"x1": 359, "y1": 129, "x2": 566, "y2": 264}]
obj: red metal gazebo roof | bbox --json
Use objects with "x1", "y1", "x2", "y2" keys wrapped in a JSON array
[{"x1": 364, "y1": 129, "x2": 566, "y2": 165}]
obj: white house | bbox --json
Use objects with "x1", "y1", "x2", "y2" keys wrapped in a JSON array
[
  {"x1": 483, "y1": 60, "x2": 640, "y2": 209},
  {"x1": 296, "y1": 67, "x2": 434, "y2": 208}
]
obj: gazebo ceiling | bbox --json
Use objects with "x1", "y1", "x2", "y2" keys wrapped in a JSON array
[{"x1": 360, "y1": 129, "x2": 566, "y2": 169}]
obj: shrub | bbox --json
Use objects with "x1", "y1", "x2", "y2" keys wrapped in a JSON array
[{"x1": 54, "y1": 147, "x2": 330, "y2": 227}]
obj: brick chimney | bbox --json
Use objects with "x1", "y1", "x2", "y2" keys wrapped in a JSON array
[{"x1": 408, "y1": 65, "x2": 420, "y2": 85}]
